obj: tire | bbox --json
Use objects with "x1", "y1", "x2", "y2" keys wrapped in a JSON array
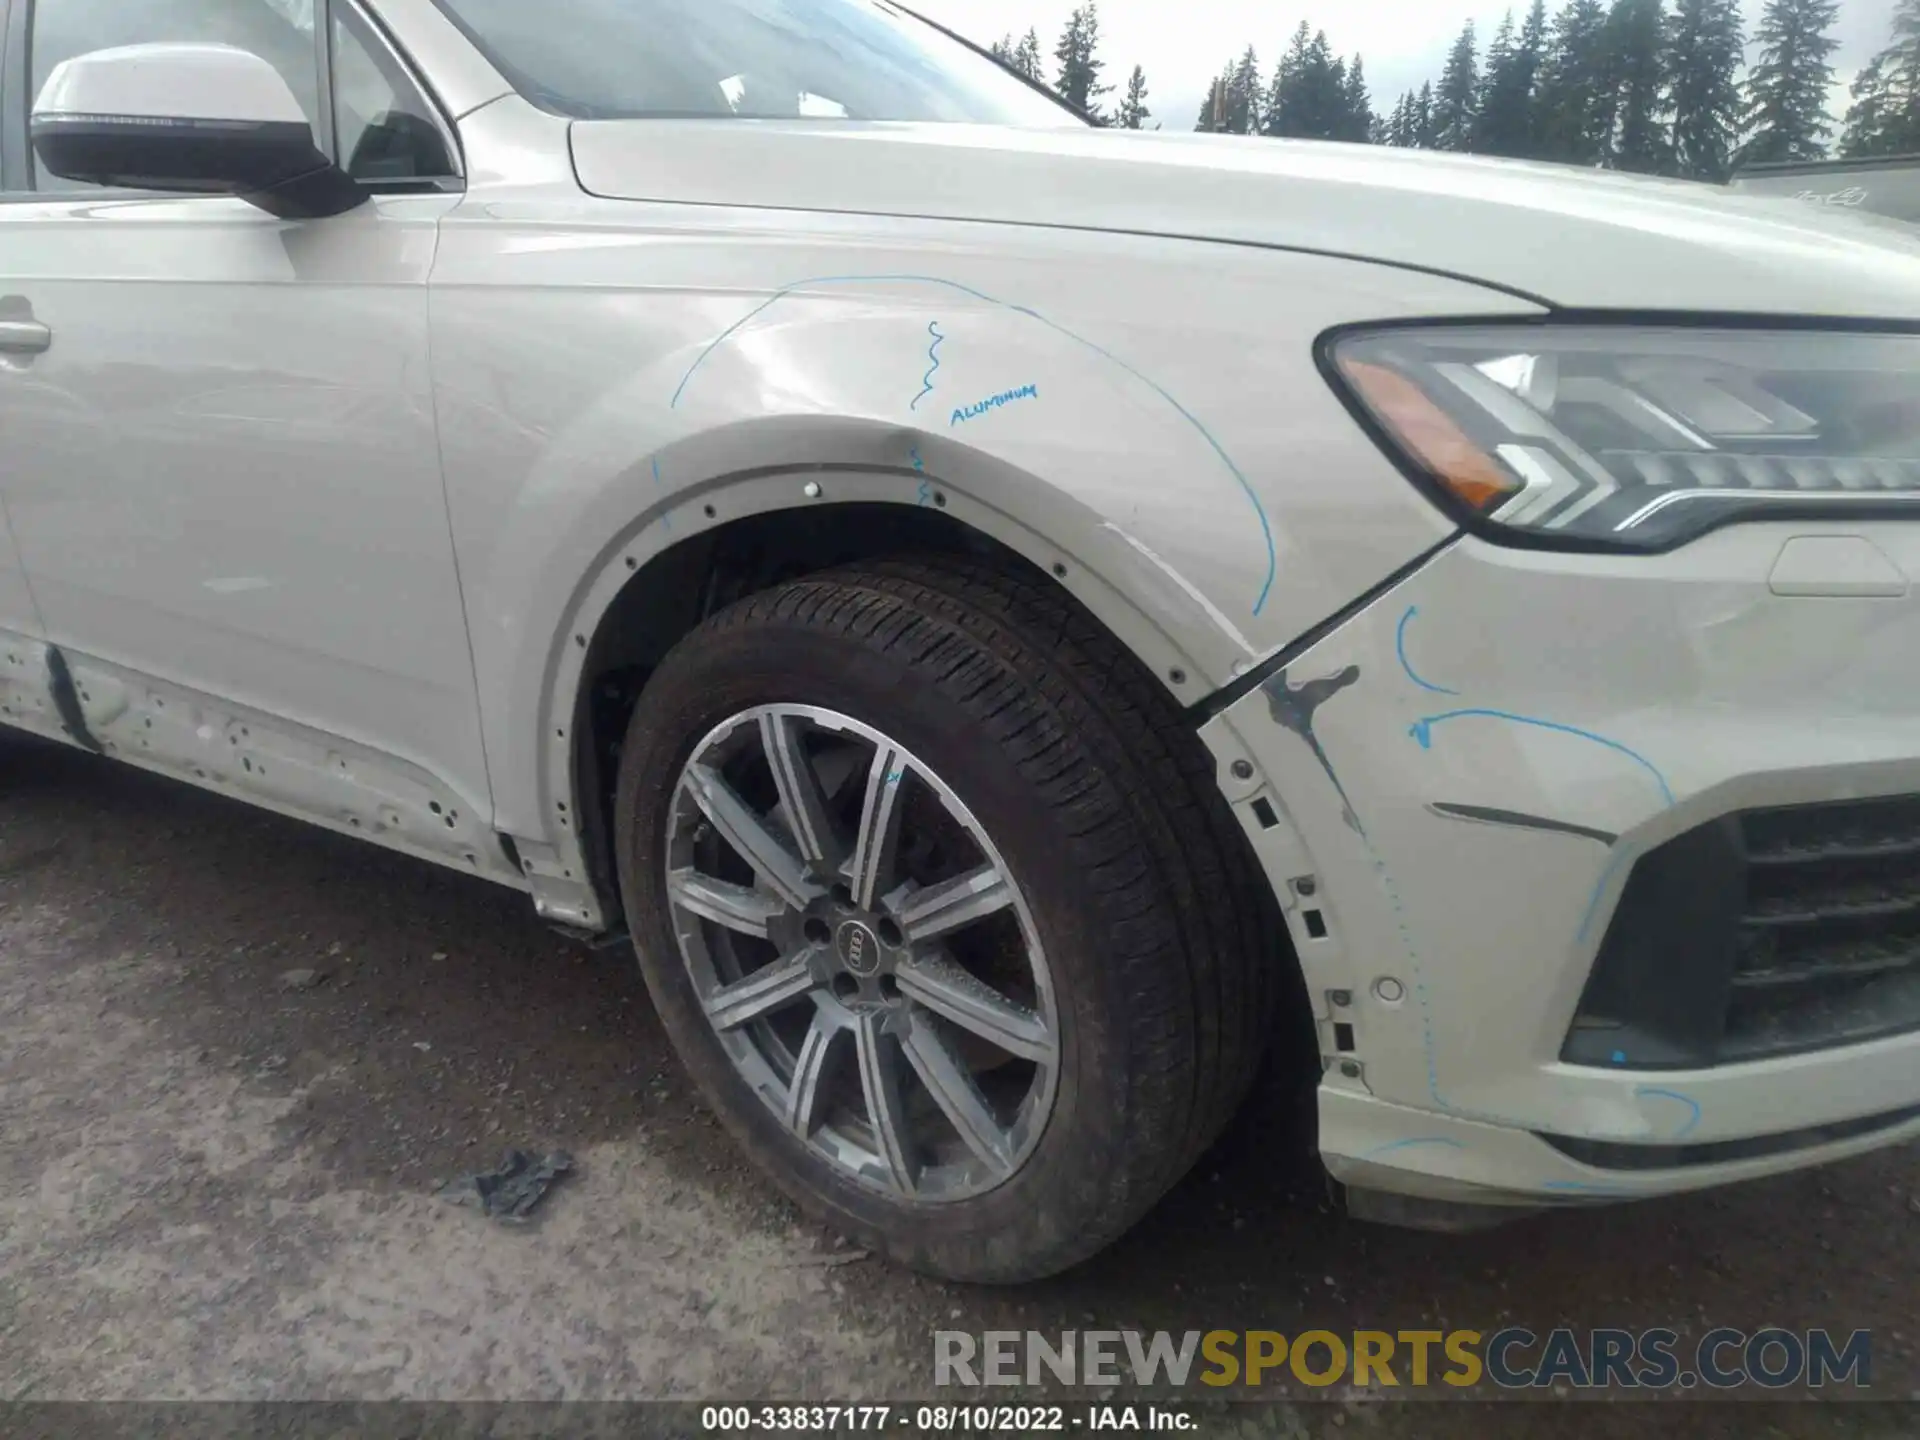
[{"x1": 613, "y1": 555, "x2": 1284, "y2": 1282}]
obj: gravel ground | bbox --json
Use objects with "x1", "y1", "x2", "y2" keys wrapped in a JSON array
[{"x1": 2, "y1": 738, "x2": 1917, "y2": 1437}]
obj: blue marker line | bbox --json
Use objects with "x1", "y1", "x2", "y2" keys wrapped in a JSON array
[
  {"x1": 912, "y1": 321, "x2": 944, "y2": 411},
  {"x1": 1634, "y1": 1086, "x2": 1702, "y2": 1139},
  {"x1": 1576, "y1": 847, "x2": 1632, "y2": 945},
  {"x1": 651, "y1": 455, "x2": 673, "y2": 532},
  {"x1": 1410, "y1": 709, "x2": 1675, "y2": 807},
  {"x1": 1395, "y1": 606, "x2": 1460, "y2": 696},
  {"x1": 669, "y1": 274, "x2": 1277, "y2": 616},
  {"x1": 909, "y1": 446, "x2": 932, "y2": 506}
]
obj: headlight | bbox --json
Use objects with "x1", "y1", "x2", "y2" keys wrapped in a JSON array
[{"x1": 1324, "y1": 324, "x2": 1920, "y2": 549}]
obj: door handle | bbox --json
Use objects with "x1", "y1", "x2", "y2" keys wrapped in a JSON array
[{"x1": 0, "y1": 319, "x2": 51, "y2": 355}]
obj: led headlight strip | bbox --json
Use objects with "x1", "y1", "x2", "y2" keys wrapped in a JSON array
[{"x1": 1327, "y1": 324, "x2": 1920, "y2": 550}]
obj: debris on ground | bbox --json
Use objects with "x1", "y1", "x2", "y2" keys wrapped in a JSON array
[
  {"x1": 436, "y1": 1149, "x2": 574, "y2": 1224},
  {"x1": 785, "y1": 1250, "x2": 871, "y2": 1269},
  {"x1": 278, "y1": 968, "x2": 325, "y2": 992}
]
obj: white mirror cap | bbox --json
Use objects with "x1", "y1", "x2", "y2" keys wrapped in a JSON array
[{"x1": 33, "y1": 43, "x2": 308, "y2": 127}]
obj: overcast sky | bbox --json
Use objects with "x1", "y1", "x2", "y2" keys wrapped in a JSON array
[{"x1": 913, "y1": 0, "x2": 1897, "y2": 133}]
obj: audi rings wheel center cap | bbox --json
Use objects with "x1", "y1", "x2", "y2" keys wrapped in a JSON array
[{"x1": 836, "y1": 918, "x2": 884, "y2": 977}]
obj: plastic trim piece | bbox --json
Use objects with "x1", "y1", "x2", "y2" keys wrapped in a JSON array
[{"x1": 1539, "y1": 1100, "x2": 1920, "y2": 1171}]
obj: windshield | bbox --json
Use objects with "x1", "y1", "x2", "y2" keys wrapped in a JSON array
[{"x1": 431, "y1": 0, "x2": 1080, "y2": 125}]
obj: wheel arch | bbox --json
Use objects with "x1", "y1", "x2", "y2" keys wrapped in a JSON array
[{"x1": 535, "y1": 448, "x2": 1235, "y2": 933}]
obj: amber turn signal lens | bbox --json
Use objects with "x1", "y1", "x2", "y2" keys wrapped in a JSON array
[{"x1": 1338, "y1": 358, "x2": 1519, "y2": 512}]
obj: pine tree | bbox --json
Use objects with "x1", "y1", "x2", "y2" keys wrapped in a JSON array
[
  {"x1": 1196, "y1": 50, "x2": 1261, "y2": 134},
  {"x1": 1664, "y1": 0, "x2": 1744, "y2": 180},
  {"x1": 1474, "y1": 13, "x2": 1518, "y2": 149},
  {"x1": 1341, "y1": 56, "x2": 1375, "y2": 142},
  {"x1": 1739, "y1": 0, "x2": 1839, "y2": 164},
  {"x1": 1053, "y1": 5, "x2": 1111, "y2": 119},
  {"x1": 1432, "y1": 21, "x2": 1480, "y2": 151},
  {"x1": 1012, "y1": 28, "x2": 1044, "y2": 82},
  {"x1": 1386, "y1": 92, "x2": 1414, "y2": 146},
  {"x1": 1607, "y1": 0, "x2": 1670, "y2": 174},
  {"x1": 1840, "y1": 0, "x2": 1920, "y2": 157},
  {"x1": 1263, "y1": 23, "x2": 1314, "y2": 137},
  {"x1": 1536, "y1": 0, "x2": 1616, "y2": 163},
  {"x1": 1472, "y1": 1, "x2": 1549, "y2": 156},
  {"x1": 1232, "y1": 46, "x2": 1266, "y2": 134},
  {"x1": 1415, "y1": 81, "x2": 1438, "y2": 147},
  {"x1": 1196, "y1": 69, "x2": 1228, "y2": 131},
  {"x1": 1116, "y1": 65, "x2": 1151, "y2": 129},
  {"x1": 1305, "y1": 33, "x2": 1348, "y2": 137},
  {"x1": 1473, "y1": 12, "x2": 1521, "y2": 154},
  {"x1": 1266, "y1": 29, "x2": 1349, "y2": 139},
  {"x1": 1841, "y1": 57, "x2": 1897, "y2": 156},
  {"x1": 1517, "y1": 0, "x2": 1550, "y2": 142},
  {"x1": 991, "y1": 35, "x2": 1014, "y2": 64}
]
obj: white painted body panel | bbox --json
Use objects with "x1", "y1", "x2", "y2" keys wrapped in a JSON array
[
  {"x1": 35, "y1": 42, "x2": 310, "y2": 122},
  {"x1": 571, "y1": 120, "x2": 1920, "y2": 319},
  {"x1": 0, "y1": 192, "x2": 493, "y2": 813},
  {"x1": 0, "y1": 509, "x2": 40, "y2": 638}
]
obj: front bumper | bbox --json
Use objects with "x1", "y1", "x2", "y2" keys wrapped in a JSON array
[{"x1": 1200, "y1": 520, "x2": 1920, "y2": 1212}]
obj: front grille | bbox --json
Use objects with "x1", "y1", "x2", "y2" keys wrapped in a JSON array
[
  {"x1": 1727, "y1": 797, "x2": 1920, "y2": 1062},
  {"x1": 1563, "y1": 794, "x2": 1920, "y2": 1070}
]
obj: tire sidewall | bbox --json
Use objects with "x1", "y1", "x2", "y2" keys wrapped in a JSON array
[{"x1": 615, "y1": 600, "x2": 1146, "y2": 1276}]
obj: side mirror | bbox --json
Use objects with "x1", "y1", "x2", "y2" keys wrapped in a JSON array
[{"x1": 31, "y1": 43, "x2": 367, "y2": 219}]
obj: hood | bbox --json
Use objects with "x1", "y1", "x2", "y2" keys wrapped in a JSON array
[{"x1": 570, "y1": 121, "x2": 1920, "y2": 321}]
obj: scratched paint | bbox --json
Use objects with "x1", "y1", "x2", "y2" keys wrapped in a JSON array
[
  {"x1": 1255, "y1": 627, "x2": 1676, "y2": 1146},
  {"x1": 950, "y1": 384, "x2": 1038, "y2": 427},
  {"x1": 1261, "y1": 664, "x2": 1364, "y2": 835},
  {"x1": 1392, "y1": 601, "x2": 1674, "y2": 1071},
  {"x1": 666, "y1": 273, "x2": 1278, "y2": 616},
  {"x1": 1634, "y1": 1085, "x2": 1703, "y2": 1139},
  {"x1": 1262, "y1": 662, "x2": 1564, "y2": 1134}
]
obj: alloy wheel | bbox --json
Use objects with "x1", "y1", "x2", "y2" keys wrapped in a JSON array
[{"x1": 663, "y1": 704, "x2": 1060, "y2": 1201}]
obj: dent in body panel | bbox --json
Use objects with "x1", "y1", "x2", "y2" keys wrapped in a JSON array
[
  {"x1": 668, "y1": 271, "x2": 1276, "y2": 614},
  {"x1": 39, "y1": 646, "x2": 523, "y2": 888},
  {"x1": 0, "y1": 633, "x2": 70, "y2": 744},
  {"x1": 1210, "y1": 524, "x2": 1920, "y2": 1182},
  {"x1": 1238, "y1": 603, "x2": 1684, "y2": 1139},
  {"x1": 425, "y1": 152, "x2": 1528, "y2": 904}
]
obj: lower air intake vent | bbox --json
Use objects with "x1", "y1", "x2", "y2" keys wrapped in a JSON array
[{"x1": 1563, "y1": 794, "x2": 1920, "y2": 1069}]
